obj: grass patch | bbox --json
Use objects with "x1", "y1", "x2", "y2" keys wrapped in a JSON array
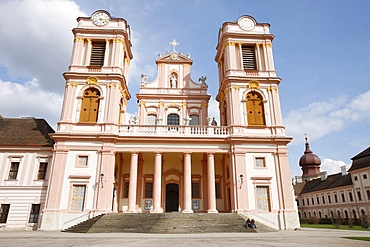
[
  {"x1": 300, "y1": 223, "x2": 370, "y2": 231},
  {"x1": 343, "y1": 237, "x2": 370, "y2": 242}
]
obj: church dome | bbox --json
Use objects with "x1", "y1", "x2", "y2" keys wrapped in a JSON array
[{"x1": 299, "y1": 138, "x2": 321, "y2": 167}]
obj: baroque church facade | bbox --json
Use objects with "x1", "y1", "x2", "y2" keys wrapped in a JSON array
[{"x1": 0, "y1": 10, "x2": 299, "y2": 231}]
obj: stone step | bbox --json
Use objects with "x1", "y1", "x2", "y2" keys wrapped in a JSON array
[{"x1": 64, "y1": 213, "x2": 264, "y2": 234}]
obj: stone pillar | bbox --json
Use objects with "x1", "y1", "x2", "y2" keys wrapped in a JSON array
[
  {"x1": 207, "y1": 153, "x2": 218, "y2": 213},
  {"x1": 127, "y1": 152, "x2": 138, "y2": 213},
  {"x1": 182, "y1": 152, "x2": 193, "y2": 213},
  {"x1": 152, "y1": 152, "x2": 163, "y2": 213}
]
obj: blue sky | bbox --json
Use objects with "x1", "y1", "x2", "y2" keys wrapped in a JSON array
[{"x1": 0, "y1": 0, "x2": 369, "y2": 177}]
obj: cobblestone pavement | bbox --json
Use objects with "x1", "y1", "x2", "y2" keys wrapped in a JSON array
[{"x1": 0, "y1": 228, "x2": 369, "y2": 247}]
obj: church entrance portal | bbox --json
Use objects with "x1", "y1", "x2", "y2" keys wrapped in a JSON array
[{"x1": 166, "y1": 183, "x2": 179, "y2": 212}]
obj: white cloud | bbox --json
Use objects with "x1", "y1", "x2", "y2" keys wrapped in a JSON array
[
  {"x1": 208, "y1": 97, "x2": 220, "y2": 123},
  {"x1": 0, "y1": 0, "x2": 86, "y2": 93},
  {"x1": 284, "y1": 90, "x2": 370, "y2": 144},
  {"x1": 0, "y1": 79, "x2": 63, "y2": 130},
  {"x1": 320, "y1": 158, "x2": 350, "y2": 175}
]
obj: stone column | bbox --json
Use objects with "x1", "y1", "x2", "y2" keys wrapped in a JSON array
[
  {"x1": 182, "y1": 152, "x2": 193, "y2": 213},
  {"x1": 127, "y1": 152, "x2": 138, "y2": 213},
  {"x1": 152, "y1": 152, "x2": 163, "y2": 213},
  {"x1": 207, "y1": 153, "x2": 218, "y2": 213}
]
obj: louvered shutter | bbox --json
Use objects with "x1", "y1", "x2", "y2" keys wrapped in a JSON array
[
  {"x1": 90, "y1": 41, "x2": 106, "y2": 66},
  {"x1": 242, "y1": 46, "x2": 257, "y2": 70}
]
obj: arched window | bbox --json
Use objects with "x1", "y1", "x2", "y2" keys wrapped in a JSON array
[
  {"x1": 344, "y1": 210, "x2": 349, "y2": 219},
  {"x1": 147, "y1": 114, "x2": 157, "y2": 125},
  {"x1": 189, "y1": 115, "x2": 199, "y2": 125},
  {"x1": 246, "y1": 91, "x2": 265, "y2": 126},
  {"x1": 80, "y1": 88, "x2": 100, "y2": 122},
  {"x1": 319, "y1": 211, "x2": 322, "y2": 218},
  {"x1": 167, "y1": 113, "x2": 179, "y2": 125},
  {"x1": 353, "y1": 210, "x2": 357, "y2": 219}
]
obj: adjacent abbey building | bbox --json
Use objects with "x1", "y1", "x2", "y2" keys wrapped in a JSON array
[{"x1": 0, "y1": 11, "x2": 299, "y2": 231}]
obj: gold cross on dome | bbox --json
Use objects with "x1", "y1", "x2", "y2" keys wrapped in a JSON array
[{"x1": 170, "y1": 39, "x2": 179, "y2": 52}]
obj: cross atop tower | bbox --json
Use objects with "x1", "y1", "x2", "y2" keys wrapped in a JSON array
[{"x1": 170, "y1": 39, "x2": 179, "y2": 52}]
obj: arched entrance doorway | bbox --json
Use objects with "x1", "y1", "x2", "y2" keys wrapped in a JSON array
[{"x1": 166, "y1": 183, "x2": 179, "y2": 212}]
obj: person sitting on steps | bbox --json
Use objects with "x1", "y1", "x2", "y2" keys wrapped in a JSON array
[
  {"x1": 250, "y1": 219, "x2": 257, "y2": 229},
  {"x1": 245, "y1": 218, "x2": 251, "y2": 229}
]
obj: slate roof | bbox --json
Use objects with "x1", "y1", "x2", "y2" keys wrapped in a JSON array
[
  {"x1": 348, "y1": 147, "x2": 370, "y2": 172},
  {"x1": 0, "y1": 116, "x2": 55, "y2": 147},
  {"x1": 300, "y1": 172, "x2": 352, "y2": 194}
]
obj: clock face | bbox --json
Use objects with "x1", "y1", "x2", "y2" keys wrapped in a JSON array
[
  {"x1": 239, "y1": 17, "x2": 255, "y2": 31},
  {"x1": 92, "y1": 12, "x2": 110, "y2": 26}
]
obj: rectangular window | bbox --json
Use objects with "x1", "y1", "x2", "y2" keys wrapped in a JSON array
[
  {"x1": 311, "y1": 198, "x2": 314, "y2": 205},
  {"x1": 354, "y1": 176, "x2": 358, "y2": 181},
  {"x1": 316, "y1": 197, "x2": 320, "y2": 205},
  {"x1": 341, "y1": 193, "x2": 345, "y2": 203},
  {"x1": 90, "y1": 41, "x2": 106, "y2": 66},
  {"x1": 37, "y1": 162, "x2": 48, "y2": 180},
  {"x1": 367, "y1": 190, "x2": 370, "y2": 200},
  {"x1": 307, "y1": 198, "x2": 309, "y2": 205},
  {"x1": 215, "y1": 182, "x2": 221, "y2": 199},
  {"x1": 0, "y1": 204, "x2": 10, "y2": 223},
  {"x1": 255, "y1": 157, "x2": 266, "y2": 168},
  {"x1": 363, "y1": 174, "x2": 368, "y2": 179},
  {"x1": 357, "y1": 191, "x2": 362, "y2": 201},
  {"x1": 322, "y1": 196, "x2": 326, "y2": 204},
  {"x1": 123, "y1": 182, "x2": 129, "y2": 198},
  {"x1": 256, "y1": 186, "x2": 270, "y2": 212},
  {"x1": 334, "y1": 194, "x2": 338, "y2": 203},
  {"x1": 328, "y1": 195, "x2": 332, "y2": 204},
  {"x1": 8, "y1": 162, "x2": 19, "y2": 180},
  {"x1": 192, "y1": 182, "x2": 200, "y2": 198},
  {"x1": 77, "y1": 156, "x2": 88, "y2": 167},
  {"x1": 302, "y1": 198, "x2": 305, "y2": 206},
  {"x1": 29, "y1": 204, "x2": 41, "y2": 223},
  {"x1": 349, "y1": 191, "x2": 353, "y2": 201},
  {"x1": 147, "y1": 114, "x2": 157, "y2": 125},
  {"x1": 242, "y1": 46, "x2": 257, "y2": 70},
  {"x1": 70, "y1": 185, "x2": 86, "y2": 212},
  {"x1": 189, "y1": 115, "x2": 199, "y2": 126},
  {"x1": 144, "y1": 182, "x2": 153, "y2": 198}
]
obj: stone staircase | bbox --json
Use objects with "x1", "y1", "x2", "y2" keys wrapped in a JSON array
[{"x1": 63, "y1": 213, "x2": 269, "y2": 234}]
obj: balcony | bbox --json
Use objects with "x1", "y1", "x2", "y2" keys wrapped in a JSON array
[{"x1": 118, "y1": 125, "x2": 229, "y2": 138}]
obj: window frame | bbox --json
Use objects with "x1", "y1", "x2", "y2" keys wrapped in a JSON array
[
  {"x1": 241, "y1": 45, "x2": 257, "y2": 70},
  {"x1": 0, "y1": 204, "x2": 10, "y2": 223},
  {"x1": 76, "y1": 155, "x2": 89, "y2": 168},
  {"x1": 70, "y1": 185, "x2": 87, "y2": 212},
  {"x1": 29, "y1": 204, "x2": 41, "y2": 223},
  {"x1": 89, "y1": 40, "x2": 106, "y2": 66},
  {"x1": 8, "y1": 162, "x2": 20, "y2": 180}
]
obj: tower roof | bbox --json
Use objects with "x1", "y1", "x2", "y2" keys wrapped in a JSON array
[{"x1": 299, "y1": 136, "x2": 321, "y2": 167}]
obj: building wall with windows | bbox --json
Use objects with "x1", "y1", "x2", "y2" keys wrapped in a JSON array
[
  {"x1": 0, "y1": 117, "x2": 54, "y2": 230},
  {"x1": 0, "y1": 12, "x2": 299, "y2": 231},
  {"x1": 294, "y1": 146, "x2": 370, "y2": 222}
]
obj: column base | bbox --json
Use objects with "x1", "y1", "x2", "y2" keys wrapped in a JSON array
[
  {"x1": 181, "y1": 209, "x2": 194, "y2": 213},
  {"x1": 125, "y1": 209, "x2": 137, "y2": 213},
  {"x1": 150, "y1": 209, "x2": 164, "y2": 213},
  {"x1": 207, "y1": 209, "x2": 219, "y2": 213}
]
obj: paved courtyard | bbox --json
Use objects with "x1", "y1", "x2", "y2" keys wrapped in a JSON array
[{"x1": 0, "y1": 228, "x2": 369, "y2": 247}]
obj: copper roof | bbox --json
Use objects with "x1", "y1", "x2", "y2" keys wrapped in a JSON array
[{"x1": 0, "y1": 116, "x2": 55, "y2": 147}]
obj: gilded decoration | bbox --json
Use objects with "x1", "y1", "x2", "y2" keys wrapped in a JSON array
[
  {"x1": 114, "y1": 38, "x2": 125, "y2": 45},
  {"x1": 201, "y1": 103, "x2": 208, "y2": 107},
  {"x1": 105, "y1": 38, "x2": 111, "y2": 44},
  {"x1": 182, "y1": 103, "x2": 188, "y2": 107},
  {"x1": 248, "y1": 81, "x2": 259, "y2": 89},
  {"x1": 66, "y1": 82, "x2": 78, "y2": 87},
  {"x1": 266, "y1": 43, "x2": 272, "y2": 48},
  {"x1": 267, "y1": 86, "x2": 279, "y2": 92},
  {"x1": 87, "y1": 76, "x2": 98, "y2": 85},
  {"x1": 231, "y1": 86, "x2": 240, "y2": 91},
  {"x1": 225, "y1": 42, "x2": 235, "y2": 47},
  {"x1": 121, "y1": 90, "x2": 127, "y2": 98},
  {"x1": 74, "y1": 37, "x2": 84, "y2": 42},
  {"x1": 87, "y1": 38, "x2": 92, "y2": 43}
]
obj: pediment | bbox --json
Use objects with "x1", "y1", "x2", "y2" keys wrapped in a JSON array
[{"x1": 156, "y1": 51, "x2": 193, "y2": 65}]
